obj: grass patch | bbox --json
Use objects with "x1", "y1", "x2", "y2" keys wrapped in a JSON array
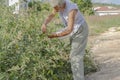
[{"x1": 86, "y1": 15, "x2": 120, "y2": 36}]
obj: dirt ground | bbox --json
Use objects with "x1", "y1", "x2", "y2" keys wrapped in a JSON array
[{"x1": 86, "y1": 27, "x2": 120, "y2": 80}]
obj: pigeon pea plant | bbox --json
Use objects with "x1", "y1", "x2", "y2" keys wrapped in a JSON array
[{"x1": 0, "y1": 4, "x2": 97, "y2": 80}]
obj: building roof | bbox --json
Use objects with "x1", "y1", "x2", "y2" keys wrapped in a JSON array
[{"x1": 94, "y1": 6, "x2": 120, "y2": 11}]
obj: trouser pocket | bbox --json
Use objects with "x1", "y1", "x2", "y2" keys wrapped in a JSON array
[{"x1": 70, "y1": 24, "x2": 84, "y2": 44}]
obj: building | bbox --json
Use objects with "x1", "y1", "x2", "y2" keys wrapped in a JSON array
[
  {"x1": 6, "y1": 0, "x2": 31, "y2": 14},
  {"x1": 94, "y1": 6, "x2": 120, "y2": 16},
  {"x1": 5, "y1": 0, "x2": 47, "y2": 14}
]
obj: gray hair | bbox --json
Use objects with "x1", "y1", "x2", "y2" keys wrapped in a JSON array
[{"x1": 49, "y1": 0, "x2": 65, "y2": 7}]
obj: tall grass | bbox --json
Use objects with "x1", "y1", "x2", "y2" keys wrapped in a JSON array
[{"x1": 86, "y1": 15, "x2": 120, "y2": 36}]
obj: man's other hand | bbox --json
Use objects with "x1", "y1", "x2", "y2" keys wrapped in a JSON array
[{"x1": 41, "y1": 24, "x2": 47, "y2": 34}]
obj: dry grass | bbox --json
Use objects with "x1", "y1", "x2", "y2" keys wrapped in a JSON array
[{"x1": 86, "y1": 15, "x2": 120, "y2": 36}]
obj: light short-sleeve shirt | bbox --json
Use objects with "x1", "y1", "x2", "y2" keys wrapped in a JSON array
[{"x1": 59, "y1": 0, "x2": 85, "y2": 35}]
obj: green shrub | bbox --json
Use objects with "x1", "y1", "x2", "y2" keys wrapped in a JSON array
[
  {"x1": 0, "y1": 5, "x2": 97, "y2": 80},
  {"x1": 71, "y1": 0, "x2": 94, "y2": 15}
]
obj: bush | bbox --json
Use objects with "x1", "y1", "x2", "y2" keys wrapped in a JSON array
[
  {"x1": 0, "y1": 5, "x2": 97, "y2": 80},
  {"x1": 28, "y1": 1, "x2": 51, "y2": 12},
  {"x1": 72, "y1": 0, "x2": 94, "y2": 15}
]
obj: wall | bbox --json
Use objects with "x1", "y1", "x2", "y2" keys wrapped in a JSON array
[{"x1": 95, "y1": 11, "x2": 120, "y2": 16}]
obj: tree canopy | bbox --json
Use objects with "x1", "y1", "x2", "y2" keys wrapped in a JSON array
[
  {"x1": 27, "y1": 0, "x2": 94, "y2": 15},
  {"x1": 71, "y1": 0, "x2": 94, "y2": 15}
]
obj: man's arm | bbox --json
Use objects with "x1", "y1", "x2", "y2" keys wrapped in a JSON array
[
  {"x1": 48, "y1": 9, "x2": 77, "y2": 38},
  {"x1": 41, "y1": 9, "x2": 57, "y2": 33},
  {"x1": 43, "y1": 10, "x2": 56, "y2": 25}
]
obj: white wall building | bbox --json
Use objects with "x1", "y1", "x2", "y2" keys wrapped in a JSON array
[
  {"x1": 9, "y1": 0, "x2": 20, "y2": 14},
  {"x1": 8, "y1": 0, "x2": 19, "y2": 6},
  {"x1": 94, "y1": 6, "x2": 120, "y2": 16},
  {"x1": 7, "y1": 0, "x2": 30, "y2": 14}
]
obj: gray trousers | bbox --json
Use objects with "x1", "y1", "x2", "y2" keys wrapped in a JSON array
[{"x1": 70, "y1": 22, "x2": 89, "y2": 80}]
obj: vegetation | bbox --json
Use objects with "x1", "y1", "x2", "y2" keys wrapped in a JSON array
[
  {"x1": 1, "y1": 0, "x2": 120, "y2": 80},
  {"x1": 86, "y1": 15, "x2": 120, "y2": 36},
  {"x1": 0, "y1": 3, "x2": 97, "y2": 80},
  {"x1": 28, "y1": 1, "x2": 51, "y2": 11},
  {"x1": 72, "y1": 0, "x2": 94, "y2": 15},
  {"x1": 28, "y1": 0, "x2": 94, "y2": 15}
]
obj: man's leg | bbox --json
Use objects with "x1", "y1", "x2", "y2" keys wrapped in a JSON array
[
  {"x1": 70, "y1": 22, "x2": 88, "y2": 80},
  {"x1": 70, "y1": 39, "x2": 87, "y2": 80}
]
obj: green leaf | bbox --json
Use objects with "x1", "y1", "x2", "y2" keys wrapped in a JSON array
[{"x1": 0, "y1": 73, "x2": 6, "y2": 80}]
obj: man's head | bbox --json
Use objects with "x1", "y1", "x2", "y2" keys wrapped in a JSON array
[{"x1": 49, "y1": 0, "x2": 66, "y2": 12}]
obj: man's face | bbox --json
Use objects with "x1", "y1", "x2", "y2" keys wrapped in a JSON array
[{"x1": 53, "y1": 3, "x2": 65, "y2": 12}]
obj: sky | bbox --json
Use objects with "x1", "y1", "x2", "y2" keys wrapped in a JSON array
[{"x1": 92, "y1": 0, "x2": 120, "y2": 5}]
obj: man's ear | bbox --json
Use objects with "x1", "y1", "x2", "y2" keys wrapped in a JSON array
[{"x1": 53, "y1": 7, "x2": 59, "y2": 13}]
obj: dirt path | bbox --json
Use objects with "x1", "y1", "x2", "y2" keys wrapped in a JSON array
[{"x1": 87, "y1": 27, "x2": 120, "y2": 80}]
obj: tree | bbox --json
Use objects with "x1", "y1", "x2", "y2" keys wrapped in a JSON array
[{"x1": 72, "y1": 0, "x2": 94, "y2": 15}]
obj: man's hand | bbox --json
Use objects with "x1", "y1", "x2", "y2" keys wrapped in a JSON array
[
  {"x1": 41, "y1": 24, "x2": 47, "y2": 34},
  {"x1": 48, "y1": 33, "x2": 57, "y2": 38}
]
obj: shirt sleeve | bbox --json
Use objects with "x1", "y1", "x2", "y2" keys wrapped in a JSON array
[{"x1": 68, "y1": 3, "x2": 78, "y2": 13}]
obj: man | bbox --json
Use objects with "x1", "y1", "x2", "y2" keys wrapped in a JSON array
[{"x1": 41, "y1": 0, "x2": 89, "y2": 80}]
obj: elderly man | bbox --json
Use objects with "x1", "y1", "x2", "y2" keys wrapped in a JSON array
[{"x1": 41, "y1": 0, "x2": 89, "y2": 80}]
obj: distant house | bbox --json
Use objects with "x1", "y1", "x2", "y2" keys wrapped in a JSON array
[
  {"x1": 6, "y1": 0, "x2": 31, "y2": 14},
  {"x1": 94, "y1": 6, "x2": 120, "y2": 16},
  {"x1": 8, "y1": 0, "x2": 19, "y2": 14}
]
